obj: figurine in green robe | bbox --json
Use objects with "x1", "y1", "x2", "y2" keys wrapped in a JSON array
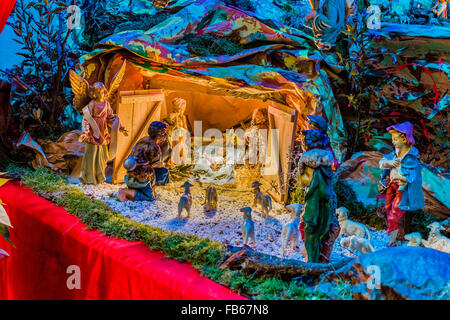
[{"x1": 297, "y1": 129, "x2": 335, "y2": 263}]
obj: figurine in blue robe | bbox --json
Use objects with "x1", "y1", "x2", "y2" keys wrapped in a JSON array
[{"x1": 306, "y1": 0, "x2": 356, "y2": 50}]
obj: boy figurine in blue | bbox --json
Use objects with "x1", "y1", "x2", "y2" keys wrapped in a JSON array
[
  {"x1": 379, "y1": 122, "x2": 425, "y2": 246},
  {"x1": 148, "y1": 121, "x2": 172, "y2": 191},
  {"x1": 118, "y1": 138, "x2": 160, "y2": 202}
]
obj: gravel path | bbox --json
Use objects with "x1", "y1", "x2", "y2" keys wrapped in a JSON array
[{"x1": 77, "y1": 181, "x2": 391, "y2": 262}]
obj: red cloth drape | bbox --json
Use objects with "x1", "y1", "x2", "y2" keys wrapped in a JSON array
[
  {"x1": 0, "y1": 0, "x2": 16, "y2": 34},
  {"x1": 0, "y1": 182, "x2": 246, "y2": 300}
]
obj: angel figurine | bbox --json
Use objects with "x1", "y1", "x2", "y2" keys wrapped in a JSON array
[
  {"x1": 69, "y1": 60, "x2": 128, "y2": 184},
  {"x1": 433, "y1": 0, "x2": 448, "y2": 19}
]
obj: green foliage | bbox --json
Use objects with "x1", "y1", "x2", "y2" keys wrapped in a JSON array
[
  {"x1": 254, "y1": 278, "x2": 328, "y2": 300},
  {"x1": 411, "y1": 209, "x2": 440, "y2": 240},
  {"x1": 335, "y1": 16, "x2": 393, "y2": 156},
  {"x1": 254, "y1": 277, "x2": 287, "y2": 299},
  {"x1": 355, "y1": 0, "x2": 370, "y2": 13},
  {"x1": 334, "y1": 32, "x2": 350, "y2": 61},
  {"x1": 334, "y1": 180, "x2": 384, "y2": 230},
  {"x1": 182, "y1": 34, "x2": 244, "y2": 57},
  {"x1": 75, "y1": 0, "x2": 128, "y2": 50},
  {"x1": 332, "y1": 279, "x2": 354, "y2": 300},
  {"x1": 11, "y1": 164, "x2": 342, "y2": 300},
  {"x1": 318, "y1": 279, "x2": 354, "y2": 300},
  {"x1": 4, "y1": 0, "x2": 78, "y2": 132},
  {"x1": 0, "y1": 224, "x2": 13, "y2": 247},
  {"x1": 19, "y1": 166, "x2": 66, "y2": 192},
  {"x1": 289, "y1": 183, "x2": 305, "y2": 205},
  {"x1": 279, "y1": 1, "x2": 311, "y2": 31}
]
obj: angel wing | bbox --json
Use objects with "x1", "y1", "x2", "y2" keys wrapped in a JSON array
[
  {"x1": 69, "y1": 70, "x2": 91, "y2": 112},
  {"x1": 107, "y1": 59, "x2": 127, "y2": 101}
]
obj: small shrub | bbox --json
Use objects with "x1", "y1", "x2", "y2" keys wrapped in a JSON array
[
  {"x1": 289, "y1": 183, "x2": 305, "y2": 205},
  {"x1": 279, "y1": 0, "x2": 311, "y2": 31},
  {"x1": 411, "y1": 209, "x2": 440, "y2": 240}
]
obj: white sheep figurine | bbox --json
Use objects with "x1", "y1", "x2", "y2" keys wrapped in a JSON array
[
  {"x1": 404, "y1": 232, "x2": 422, "y2": 247},
  {"x1": 281, "y1": 203, "x2": 302, "y2": 255},
  {"x1": 422, "y1": 222, "x2": 450, "y2": 254}
]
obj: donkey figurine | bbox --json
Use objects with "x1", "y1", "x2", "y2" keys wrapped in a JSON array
[
  {"x1": 178, "y1": 181, "x2": 193, "y2": 219},
  {"x1": 251, "y1": 181, "x2": 272, "y2": 218}
]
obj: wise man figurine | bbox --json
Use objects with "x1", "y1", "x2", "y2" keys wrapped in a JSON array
[
  {"x1": 297, "y1": 125, "x2": 337, "y2": 263},
  {"x1": 118, "y1": 138, "x2": 160, "y2": 202},
  {"x1": 147, "y1": 121, "x2": 172, "y2": 196},
  {"x1": 379, "y1": 122, "x2": 425, "y2": 246},
  {"x1": 69, "y1": 60, "x2": 128, "y2": 184}
]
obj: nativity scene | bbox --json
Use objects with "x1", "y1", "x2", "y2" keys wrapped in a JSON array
[{"x1": 0, "y1": 0, "x2": 448, "y2": 301}]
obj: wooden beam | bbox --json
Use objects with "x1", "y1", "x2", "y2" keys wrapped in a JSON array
[
  {"x1": 284, "y1": 109, "x2": 298, "y2": 203},
  {"x1": 268, "y1": 105, "x2": 295, "y2": 122},
  {"x1": 120, "y1": 93, "x2": 165, "y2": 104}
]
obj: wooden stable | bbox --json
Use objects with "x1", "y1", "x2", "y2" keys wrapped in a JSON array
[
  {"x1": 112, "y1": 89, "x2": 298, "y2": 204},
  {"x1": 112, "y1": 89, "x2": 165, "y2": 183},
  {"x1": 261, "y1": 104, "x2": 298, "y2": 203}
]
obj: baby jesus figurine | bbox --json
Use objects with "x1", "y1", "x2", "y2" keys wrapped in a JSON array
[
  {"x1": 203, "y1": 147, "x2": 233, "y2": 172},
  {"x1": 69, "y1": 61, "x2": 128, "y2": 184}
]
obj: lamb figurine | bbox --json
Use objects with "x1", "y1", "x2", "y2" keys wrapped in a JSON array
[
  {"x1": 241, "y1": 207, "x2": 255, "y2": 246},
  {"x1": 177, "y1": 181, "x2": 193, "y2": 219},
  {"x1": 422, "y1": 222, "x2": 450, "y2": 254},
  {"x1": 340, "y1": 235, "x2": 375, "y2": 255},
  {"x1": 281, "y1": 203, "x2": 302, "y2": 255},
  {"x1": 404, "y1": 232, "x2": 422, "y2": 247},
  {"x1": 251, "y1": 181, "x2": 272, "y2": 218},
  {"x1": 337, "y1": 207, "x2": 371, "y2": 240},
  {"x1": 203, "y1": 186, "x2": 218, "y2": 213}
]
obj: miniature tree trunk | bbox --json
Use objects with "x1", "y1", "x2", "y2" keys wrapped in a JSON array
[{"x1": 221, "y1": 245, "x2": 353, "y2": 280}]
